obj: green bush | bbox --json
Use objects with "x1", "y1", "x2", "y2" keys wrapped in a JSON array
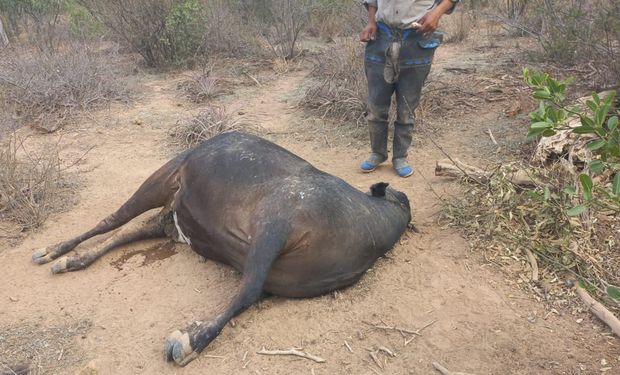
[{"x1": 78, "y1": 0, "x2": 208, "y2": 67}]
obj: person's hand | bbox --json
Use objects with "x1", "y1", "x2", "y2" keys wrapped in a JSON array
[
  {"x1": 418, "y1": 10, "x2": 441, "y2": 34},
  {"x1": 360, "y1": 22, "x2": 377, "y2": 42}
]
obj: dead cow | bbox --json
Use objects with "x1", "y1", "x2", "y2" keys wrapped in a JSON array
[{"x1": 32, "y1": 132, "x2": 411, "y2": 366}]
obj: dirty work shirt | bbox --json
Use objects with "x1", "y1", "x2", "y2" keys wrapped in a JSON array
[{"x1": 363, "y1": 0, "x2": 458, "y2": 28}]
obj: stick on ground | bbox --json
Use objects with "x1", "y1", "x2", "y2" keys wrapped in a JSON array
[
  {"x1": 524, "y1": 249, "x2": 539, "y2": 282},
  {"x1": 257, "y1": 348, "x2": 325, "y2": 363},
  {"x1": 432, "y1": 362, "x2": 478, "y2": 375},
  {"x1": 575, "y1": 284, "x2": 620, "y2": 338}
]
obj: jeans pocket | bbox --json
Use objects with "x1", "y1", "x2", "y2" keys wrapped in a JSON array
[{"x1": 399, "y1": 34, "x2": 441, "y2": 67}]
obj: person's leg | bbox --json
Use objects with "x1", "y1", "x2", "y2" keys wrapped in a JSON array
[
  {"x1": 361, "y1": 30, "x2": 395, "y2": 172},
  {"x1": 392, "y1": 33, "x2": 438, "y2": 177}
]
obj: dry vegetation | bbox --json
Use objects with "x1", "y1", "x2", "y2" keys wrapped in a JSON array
[
  {"x1": 169, "y1": 107, "x2": 255, "y2": 150},
  {"x1": 0, "y1": 44, "x2": 130, "y2": 132},
  {"x1": 441, "y1": 164, "x2": 620, "y2": 310},
  {"x1": 0, "y1": 133, "x2": 77, "y2": 234},
  {"x1": 0, "y1": 0, "x2": 619, "y2": 314},
  {"x1": 0, "y1": 319, "x2": 91, "y2": 375},
  {"x1": 300, "y1": 40, "x2": 367, "y2": 131}
]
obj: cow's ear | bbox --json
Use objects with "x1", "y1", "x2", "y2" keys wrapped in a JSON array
[{"x1": 370, "y1": 182, "x2": 389, "y2": 197}]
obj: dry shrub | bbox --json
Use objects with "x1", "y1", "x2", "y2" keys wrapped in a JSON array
[
  {"x1": 202, "y1": 0, "x2": 270, "y2": 59},
  {"x1": 0, "y1": 134, "x2": 76, "y2": 232},
  {"x1": 306, "y1": 0, "x2": 366, "y2": 41},
  {"x1": 170, "y1": 107, "x2": 257, "y2": 149},
  {"x1": 0, "y1": 43, "x2": 130, "y2": 132},
  {"x1": 441, "y1": 9, "x2": 477, "y2": 43},
  {"x1": 441, "y1": 164, "x2": 620, "y2": 311},
  {"x1": 486, "y1": 0, "x2": 620, "y2": 85},
  {"x1": 301, "y1": 39, "x2": 367, "y2": 128},
  {"x1": 177, "y1": 66, "x2": 222, "y2": 103}
]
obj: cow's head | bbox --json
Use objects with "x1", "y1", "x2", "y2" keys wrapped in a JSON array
[{"x1": 369, "y1": 182, "x2": 410, "y2": 216}]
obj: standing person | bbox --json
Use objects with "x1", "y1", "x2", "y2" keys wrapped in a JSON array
[{"x1": 359, "y1": 0, "x2": 459, "y2": 177}]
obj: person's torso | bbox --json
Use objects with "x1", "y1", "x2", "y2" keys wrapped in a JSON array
[{"x1": 375, "y1": 0, "x2": 437, "y2": 28}]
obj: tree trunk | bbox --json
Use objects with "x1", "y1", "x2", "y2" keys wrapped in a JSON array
[{"x1": 0, "y1": 18, "x2": 9, "y2": 48}]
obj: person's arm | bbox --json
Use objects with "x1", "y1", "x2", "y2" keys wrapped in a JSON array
[
  {"x1": 418, "y1": 0, "x2": 459, "y2": 34},
  {"x1": 360, "y1": 1, "x2": 378, "y2": 42}
]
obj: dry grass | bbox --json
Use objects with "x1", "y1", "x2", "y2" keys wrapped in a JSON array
[
  {"x1": 177, "y1": 66, "x2": 223, "y2": 103},
  {"x1": 0, "y1": 319, "x2": 91, "y2": 375},
  {"x1": 0, "y1": 134, "x2": 77, "y2": 234},
  {"x1": 441, "y1": 163, "x2": 620, "y2": 311},
  {"x1": 301, "y1": 39, "x2": 367, "y2": 129},
  {"x1": 441, "y1": 10, "x2": 477, "y2": 43},
  {"x1": 169, "y1": 107, "x2": 258, "y2": 149},
  {"x1": 0, "y1": 43, "x2": 130, "y2": 132}
]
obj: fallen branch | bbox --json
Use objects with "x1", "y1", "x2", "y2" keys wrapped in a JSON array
[
  {"x1": 256, "y1": 347, "x2": 325, "y2": 363},
  {"x1": 435, "y1": 159, "x2": 539, "y2": 188},
  {"x1": 575, "y1": 284, "x2": 620, "y2": 338},
  {"x1": 432, "y1": 362, "x2": 478, "y2": 375},
  {"x1": 366, "y1": 319, "x2": 437, "y2": 337},
  {"x1": 524, "y1": 249, "x2": 539, "y2": 282}
]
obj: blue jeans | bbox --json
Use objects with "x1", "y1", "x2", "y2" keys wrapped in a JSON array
[{"x1": 364, "y1": 22, "x2": 441, "y2": 164}]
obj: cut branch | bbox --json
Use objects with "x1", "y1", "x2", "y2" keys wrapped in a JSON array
[
  {"x1": 434, "y1": 159, "x2": 540, "y2": 187},
  {"x1": 575, "y1": 284, "x2": 620, "y2": 338},
  {"x1": 257, "y1": 347, "x2": 325, "y2": 363},
  {"x1": 432, "y1": 362, "x2": 478, "y2": 375}
]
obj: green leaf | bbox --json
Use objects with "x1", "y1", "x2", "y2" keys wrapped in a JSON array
[
  {"x1": 567, "y1": 204, "x2": 587, "y2": 216},
  {"x1": 542, "y1": 129, "x2": 556, "y2": 137},
  {"x1": 580, "y1": 115, "x2": 595, "y2": 128},
  {"x1": 573, "y1": 126, "x2": 597, "y2": 134},
  {"x1": 595, "y1": 105, "x2": 608, "y2": 127},
  {"x1": 590, "y1": 160, "x2": 605, "y2": 173},
  {"x1": 534, "y1": 89, "x2": 552, "y2": 100},
  {"x1": 530, "y1": 121, "x2": 552, "y2": 129},
  {"x1": 544, "y1": 186, "x2": 551, "y2": 201},
  {"x1": 587, "y1": 139, "x2": 606, "y2": 151},
  {"x1": 586, "y1": 99, "x2": 598, "y2": 112},
  {"x1": 613, "y1": 173, "x2": 620, "y2": 196},
  {"x1": 608, "y1": 116, "x2": 619, "y2": 132},
  {"x1": 564, "y1": 185, "x2": 577, "y2": 195},
  {"x1": 579, "y1": 174, "x2": 593, "y2": 201},
  {"x1": 593, "y1": 92, "x2": 601, "y2": 104},
  {"x1": 607, "y1": 286, "x2": 620, "y2": 300}
]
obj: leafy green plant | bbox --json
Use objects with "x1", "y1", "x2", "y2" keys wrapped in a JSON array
[
  {"x1": 524, "y1": 68, "x2": 620, "y2": 214},
  {"x1": 164, "y1": 0, "x2": 206, "y2": 64}
]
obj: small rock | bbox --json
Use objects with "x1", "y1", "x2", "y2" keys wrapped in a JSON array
[
  {"x1": 576, "y1": 318, "x2": 584, "y2": 324},
  {"x1": 9, "y1": 296, "x2": 18, "y2": 302}
]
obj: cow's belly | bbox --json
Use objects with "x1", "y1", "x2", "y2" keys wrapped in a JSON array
[{"x1": 264, "y1": 245, "x2": 377, "y2": 298}]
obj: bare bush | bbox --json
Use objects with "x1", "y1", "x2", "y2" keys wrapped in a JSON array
[
  {"x1": 442, "y1": 9, "x2": 476, "y2": 43},
  {"x1": 301, "y1": 40, "x2": 367, "y2": 128},
  {"x1": 259, "y1": 0, "x2": 313, "y2": 60},
  {"x1": 170, "y1": 107, "x2": 256, "y2": 149},
  {"x1": 306, "y1": 0, "x2": 366, "y2": 41},
  {"x1": 0, "y1": 134, "x2": 75, "y2": 231},
  {"x1": 177, "y1": 66, "x2": 222, "y2": 103},
  {"x1": 0, "y1": 43, "x2": 130, "y2": 132},
  {"x1": 201, "y1": 0, "x2": 270, "y2": 59},
  {"x1": 487, "y1": 0, "x2": 620, "y2": 85}
]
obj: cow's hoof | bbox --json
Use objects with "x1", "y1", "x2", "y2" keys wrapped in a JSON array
[
  {"x1": 164, "y1": 330, "x2": 197, "y2": 366},
  {"x1": 32, "y1": 248, "x2": 51, "y2": 264},
  {"x1": 51, "y1": 257, "x2": 68, "y2": 274}
]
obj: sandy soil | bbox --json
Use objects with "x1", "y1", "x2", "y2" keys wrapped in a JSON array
[{"x1": 1, "y1": 37, "x2": 619, "y2": 375}]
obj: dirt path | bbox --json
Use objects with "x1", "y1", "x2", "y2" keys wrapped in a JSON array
[{"x1": 1, "y1": 43, "x2": 619, "y2": 375}]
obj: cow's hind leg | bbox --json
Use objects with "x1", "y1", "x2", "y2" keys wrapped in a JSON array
[
  {"x1": 164, "y1": 219, "x2": 291, "y2": 366},
  {"x1": 50, "y1": 212, "x2": 169, "y2": 274},
  {"x1": 32, "y1": 154, "x2": 184, "y2": 265}
]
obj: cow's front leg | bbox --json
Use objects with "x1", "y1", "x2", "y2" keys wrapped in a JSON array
[{"x1": 164, "y1": 219, "x2": 291, "y2": 366}]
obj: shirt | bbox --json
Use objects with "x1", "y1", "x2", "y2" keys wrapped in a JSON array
[{"x1": 363, "y1": 0, "x2": 459, "y2": 28}]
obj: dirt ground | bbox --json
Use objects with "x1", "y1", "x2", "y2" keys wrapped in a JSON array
[{"x1": 1, "y1": 35, "x2": 619, "y2": 375}]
